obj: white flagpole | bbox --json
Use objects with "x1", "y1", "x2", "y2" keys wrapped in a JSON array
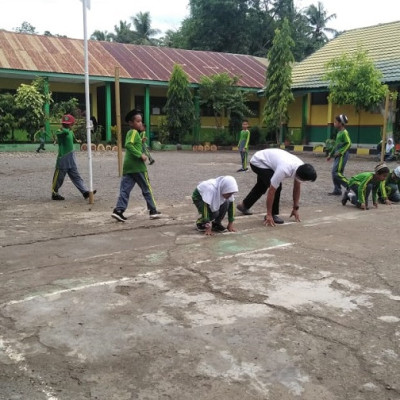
[{"x1": 82, "y1": 0, "x2": 94, "y2": 203}]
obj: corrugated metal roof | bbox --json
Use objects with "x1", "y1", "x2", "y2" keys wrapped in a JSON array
[
  {"x1": 292, "y1": 20, "x2": 400, "y2": 90},
  {"x1": 0, "y1": 30, "x2": 267, "y2": 89}
]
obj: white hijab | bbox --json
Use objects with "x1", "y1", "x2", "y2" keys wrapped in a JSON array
[
  {"x1": 386, "y1": 138, "x2": 394, "y2": 153},
  {"x1": 197, "y1": 176, "x2": 238, "y2": 212}
]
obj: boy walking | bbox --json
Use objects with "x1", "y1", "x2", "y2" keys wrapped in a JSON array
[
  {"x1": 34, "y1": 125, "x2": 46, "y2": 153},
  {"x1": 112, "y1": 109, "x2": 161, "y2": 222},
  {"x1": 237, "y1": 120, "x2": 250, "y2": 172},
  {"x1": 52, "y1": 114, "x2": 94, "y2": 201}
]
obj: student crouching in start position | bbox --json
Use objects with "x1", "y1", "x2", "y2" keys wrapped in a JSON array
[
  {"x1": 342, "y1": 162, "x2": 390, "y2": 209},
  {"x1": 236, "y1": 148, "x2": 317, "y2": 226},
  {"x1": 192, "y1": 176, "x2": 238, "y2": 236}
]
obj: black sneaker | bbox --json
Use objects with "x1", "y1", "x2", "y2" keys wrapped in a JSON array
[
  {"x1": 149, "y1": 159, "x2": 155, "y2": 165},
  {"x1": 212, "y1": 222, "x2": 227, "y2": 232},
  {"x1": 196, "y1": 222, "x2": 207, "y2": 232},
  {"x1": 83, "y1": 190, "x2": 97, "y2": 199},
  {"x1": 341, "y1": 191, "x2": 349, "y2": 206},
  {"x1": 237, "y1": 203, "x2": 253, "y2": 215},
  {"x1": 52, "y1": 193, "x2": 65, "y2": 200},
  {"x1": 149, "y1": 210, "x2": 161, "y2": 219},
  {"x1": 111, "y1": 209, "x2": 127, "y2": 222},
  {"x1": 272, "y1": 215, "x2": 284, "y2": 224}
]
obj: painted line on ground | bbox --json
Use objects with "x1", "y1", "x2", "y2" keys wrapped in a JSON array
[{"x1": 1, "y1": 277, "x2": 132, "y2": 307}]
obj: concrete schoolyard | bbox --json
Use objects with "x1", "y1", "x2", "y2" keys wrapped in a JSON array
[{"x1": 0, "y1": 150, "x2": 399, "y2": 400}]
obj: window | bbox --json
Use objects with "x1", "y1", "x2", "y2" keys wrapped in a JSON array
[
  {"x1": 311, "y1": 92, "x2": 329, "y2": 105},
  {"x1": 246, "y1": 101, "x2": 260, "y2": 117},
  {"x1": 52, "y1": 92, "x2": 86, "y2": 111},
  {"x1": 135, "y1": 96, "x2": 167, "y2": 115}
]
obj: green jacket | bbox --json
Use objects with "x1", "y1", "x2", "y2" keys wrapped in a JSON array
[
  {"x1": 55, "y1": 128, "x2": 75, "y2": 158},
  {"x1": 123, "y1": 129, "x2": 147, "y2": 174},
  {"x1": 329, "y1": 129, "x2": 351, "y2": 158},
  {"x1": 348, "y1": 172, "x2": 385, "y2": 204},
  {"x1": 237, "y1": 130, "x2": 250, "y2": 149}
]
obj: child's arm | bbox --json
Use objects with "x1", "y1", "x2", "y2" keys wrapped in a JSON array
[{"x1": 244, "y1": 130, "x2": 250, "y2": 149}]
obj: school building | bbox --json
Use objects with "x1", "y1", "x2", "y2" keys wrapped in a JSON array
[{"x1": 1, "y1": 20, "x2": 400, "y2": 149}]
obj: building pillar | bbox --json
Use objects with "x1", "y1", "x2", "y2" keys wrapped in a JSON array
[
  {"x1": 144, "y1": 85, "x2": 150, "y2": 146},
  {"x1": 105, "y1": 82, "x2": 112, "y2": 143},
  {"x1": 193, "y1": 88, "x2": 200, "y2": 144}
]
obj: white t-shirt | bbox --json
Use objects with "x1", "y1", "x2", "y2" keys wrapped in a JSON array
[{"x1": 250, "y1": 149, "x2": 304, "y2": 188}]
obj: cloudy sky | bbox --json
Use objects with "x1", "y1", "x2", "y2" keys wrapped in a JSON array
[{"x1": 0, "y1": 0, "x2": 398, "y2": 40}]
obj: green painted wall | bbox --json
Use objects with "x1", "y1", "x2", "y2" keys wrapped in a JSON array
[{"x1": 308, "y1": 125, "x2": 382, "y2": 144}]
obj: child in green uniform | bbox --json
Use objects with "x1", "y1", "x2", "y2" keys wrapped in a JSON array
[
  {"x1": 52, "y1": 114, "x2": 94, "y2": 201},
  {"x1": 34, "y1": 125, "x2": 46, "y2": 153},
  {"x1": 327, "y1": 114, "x2": 352, "y2": 195},
  {"x1": 112, "y1": 110, "x2": 160, "y2": 222},
  {"x1": 378, "y1": 166, "x2": 400, "y2": 203},
  {"x1": 237, "y1": 120, "x2": 250, "y2": 172},
  {"x1": 342, "y1": 163, "x2": 390, "y2": 209},
  {"x1": 192, "y1": 176, "x2": 238, "y2": 236}
]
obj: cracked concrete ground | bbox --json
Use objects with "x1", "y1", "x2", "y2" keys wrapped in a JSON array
[{"x1": 0, "y1": 150, "x2": 399, "y2": 400}]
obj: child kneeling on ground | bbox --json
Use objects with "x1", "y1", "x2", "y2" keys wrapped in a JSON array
[
  {"x1": 342, "y1": 163, "x2": 390, "y2": 209},
  {"x1": 192, "y1": 176, "x2": 238, "y2": 236}
]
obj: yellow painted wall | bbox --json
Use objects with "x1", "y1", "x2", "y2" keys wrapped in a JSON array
[
  {"x1": 288, "y1": 96, "x2": 302, "y2": 127},
  {"x1": 309, "y1": 104, "x2": 384, "y2": 126}
]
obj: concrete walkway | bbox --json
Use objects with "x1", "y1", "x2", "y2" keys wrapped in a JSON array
[{"x1": 0, "y1": 151, "x2": 399, "y2": 400}]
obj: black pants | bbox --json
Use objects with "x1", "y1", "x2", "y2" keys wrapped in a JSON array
[{"x1": 242, "y1": 163, "x2": 282, "y2": 215}]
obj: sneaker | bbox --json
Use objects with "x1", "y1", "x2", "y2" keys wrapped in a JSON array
[
  {"x1": 111, "y1": 209, "x2": 127, "y2": 222},
  {"x1": 237, "y1": 203, "x2": 253, "y2": 215},
  {"x1": 328, "y1": 191, "x2": 342, "y2": 196},
  {"x1": 83, "y1": 190, "x2": 97, "y2": 199},
  {"x1": 341, "y1": 191, "x2": 349, "y2": 206},
  {"x1": 149, "y1": 159, "x2": 155, "y2": 165},
  {"x1": 196, "y1": 222, "x2": 207, "y2": 232},
  {"x1": 149, "y1": 210, "x2": 161, "y2": 219},
  {"x1": 52, "y1": 193, "x2": 65, "y2": 200},
  {"x1": 272, "y1": 215, "x2": 284, "y2": 224},
  {"x1": 212, "y1": 222, "x2": 227, "y2": 232}
]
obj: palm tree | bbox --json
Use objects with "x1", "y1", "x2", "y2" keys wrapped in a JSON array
[
  {"x1": 131, "y1": 12, "x2": 161, "y2": 45},
  {"x1": 90, "y1": 30, "x2": 113, "y2": 41},
  {"x1": 111, "y1": 21, "x2": 135, "y2": 43},
  {"x1": 304, "y1": 2, "x2": 337, "y2": 48}
]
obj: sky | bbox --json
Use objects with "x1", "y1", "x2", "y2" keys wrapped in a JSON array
[{"x1": 0, "y1": 0, "x2": 398, "y2": 40}]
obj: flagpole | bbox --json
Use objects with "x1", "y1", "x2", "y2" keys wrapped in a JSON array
[{"x1": 82, "y1": 0, "x2": 94, "y2": 204}]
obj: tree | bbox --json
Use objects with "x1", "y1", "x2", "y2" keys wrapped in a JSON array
[
  {"x1": 164, "y1": 64, "x2": 195, "y2": 143},
  {"x1": 109, "y1": 21, "x2": 135, "y2": 43},
  {"x1": 14, "y1": 78, "x2": 51, "y2": 142},
  {"x1": 13, "y1": 21, "x2": 37, "y2": 34},
  {"x1": 324, "y1": 49, "x2": 389, "y2": 112},
  {"x1": 182, "y1": 0, "x2": 251, "y2": 53},
  {"x1": 90, "y1": 30, "x2": 113, "y2": 41},
  {"x1": 199, "y1": 73, "x2": 252, "y2": 131},
  {"x1": 131, "y1": 11, "x2": 161, "y2": 45},
  {"x1": 263, "y1": 18, "x2": 295, "y2": 144},
  {"x1": 324, "y1": 49, "x2": 395, "y2": 145},
  {"x1": 304, "y1": 2, "x2": 337, "y2": 51},
  {"x1": 0, "y1": 93, "x2": 18, "y2": 142}
]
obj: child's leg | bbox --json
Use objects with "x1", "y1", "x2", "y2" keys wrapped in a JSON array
[
  {"x1": 115, "y1": 174, "x2": 136, "y2": 211},
  {"x1": 214, "y1": 201, "x2": 229, "y2": 223},
  {"x1": 67, "y1": 164, "x2": 88, "y2": 195},
  {"x1": 134, "y1": 171, "x2": 157, "y2": 212},
  {"x1": 52, "y1": 168, "x2": 67, "y2": 194}
]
